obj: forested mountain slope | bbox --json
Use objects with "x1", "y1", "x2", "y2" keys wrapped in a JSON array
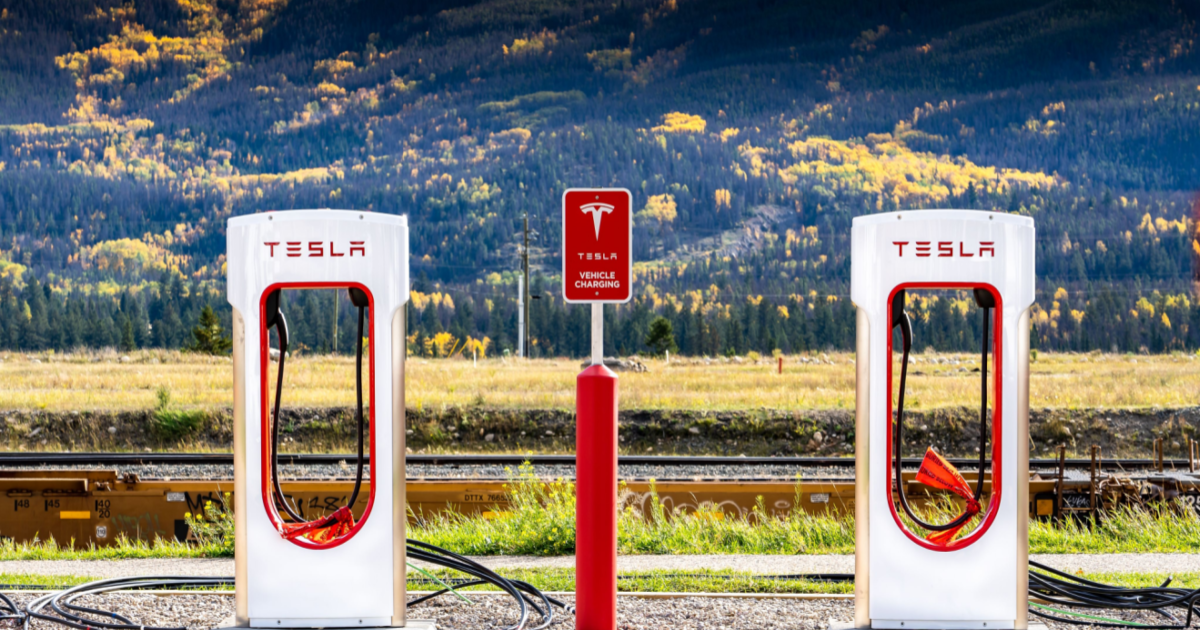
[{"x1": 0, "y1": 0, "x2": 1197, "y2": 356}]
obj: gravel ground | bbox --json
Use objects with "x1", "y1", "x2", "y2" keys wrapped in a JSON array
[
  {"x1": 4, "y1": 592, "x2": 235, "y2": 630},
  {"x1": 3, "y1": 461, "x2": 1187, "y2": 481},
  {"x1": 0, "y1": 591, "x2": 1180, "y2": 630},
  {"x1": 410, "y1": 593, "x2": 854, "y2": 630},
  {"x1": 0, "y1": 462, "x2": 856, "y2": 481}
]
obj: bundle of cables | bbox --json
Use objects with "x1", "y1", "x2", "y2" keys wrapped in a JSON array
[
  {"x1": 11, "y1": 541, "x2": 569, "y2": 630},
  {"x1": 11, "y1": 562, "x2": 1200, "y2": 630},
  {"x1": 406, "y1": 539, "x2": 571, "y2": 630},
  {"x1": 1029, "y1": 560, "x2": 1200, "y2": 628},
  {"x1": 21, "y1": 576, "x2": 233, "y2": 630}
]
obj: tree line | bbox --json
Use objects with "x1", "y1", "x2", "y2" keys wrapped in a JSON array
[{"x1": 3, "y1": 272, "x2": 1196, "y2": 357}]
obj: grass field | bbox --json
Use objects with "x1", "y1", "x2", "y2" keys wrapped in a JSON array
[{"x1": 0, "y1": 349, "x2": 1197, "y2": 412}]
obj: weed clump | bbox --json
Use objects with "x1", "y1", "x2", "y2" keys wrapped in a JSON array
[
  {"x1": 184, "y1": 493, "x2": 235, "y2": 557},
  {"x1": 150, "y1": 386, "x2": 206, "y2": 442}
]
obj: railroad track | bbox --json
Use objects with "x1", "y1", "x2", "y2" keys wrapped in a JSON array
[
  {"x1": 1, "y1": 453, "x2": 1195, "y2": 549},
  {"x1": 1, "y1": 452, "x2": 1193, "y2": 470}
]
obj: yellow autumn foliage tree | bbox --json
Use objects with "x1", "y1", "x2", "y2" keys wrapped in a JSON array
[
  {"x1": 768, "y1": 135, "x2": 1058, "y2": 206},
  {"x1": 652, "y1": 112, "x2": 706, "y2": 133},
  {"x1": 463, "y1": 336, "x2": 491, "y2": 358},
  {"x1": 80, "y1": 238, "x2": 189, "y2": 278},
  {"x1": 637, "y1": 194, "x2": 677, "y2": 225}
]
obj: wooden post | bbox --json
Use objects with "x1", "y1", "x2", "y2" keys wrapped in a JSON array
[
  {"x1": 1191, "y1": 438, "x2": 1197, "y2": 473},
  {"x1": 1055, "y1": 443, "x2": 1066, "y2": 523},
  {"x1": 1155, "y1": 437, "x2": 1164, "y2": 473},
  {"x1": 1089, "y1": 445, "x2": 1099, "y2": 522},
  {"x1": 778, "y1": 356, "x2": 783, "y2": 375}
]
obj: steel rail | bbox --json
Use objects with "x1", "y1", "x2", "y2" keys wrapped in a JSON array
[{"x1": 0, "y1": 452, "x2": 1193, "y2": 469}]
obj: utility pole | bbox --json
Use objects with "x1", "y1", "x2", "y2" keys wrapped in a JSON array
[
  {"x1": 517, "y1": 275, "x2": 525, "y2": 359},
  {"x1": 522, "y1": 213, "x2": 530, "y2": 358}
]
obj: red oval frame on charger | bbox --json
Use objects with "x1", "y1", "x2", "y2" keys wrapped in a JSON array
[
  {"x1": 885, "y1": 282, "x2": 1002, "y2": 552},
  {"x1": 259, "y1": 282, "x2": 376, "y2": 550}
]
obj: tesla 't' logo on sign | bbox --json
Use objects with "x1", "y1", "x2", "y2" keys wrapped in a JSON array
[
  {"x1": 580, "y1": 202, "x2": 614, "y2": 239},
  {"x1": 263, "y1": 241, "x2": 365, "y2": 257}
]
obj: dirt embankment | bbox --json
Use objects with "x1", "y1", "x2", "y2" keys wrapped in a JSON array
[{"x1": 2, "y1": 406, "x2": 1197, "y2": 458}]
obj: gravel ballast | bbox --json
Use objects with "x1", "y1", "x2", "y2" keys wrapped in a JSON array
[
  {"x1": 8, "y1": 592, "x2": 235, "y2": 630},
  {"x1": 3, "y1": 591, "x2": 1181, "y2": 630},
  {"x1": 0, "y1": 462, "x2": 857, "y2": 481}
]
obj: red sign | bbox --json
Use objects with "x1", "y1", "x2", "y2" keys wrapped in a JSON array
[{"x1": 562, "y1": 188, "x2": 632, "y2": 303}]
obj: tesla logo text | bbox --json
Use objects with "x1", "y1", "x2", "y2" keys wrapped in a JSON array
[
  {"x1": 576, "y1": 252, "x2": 619, "y2": 260},
  {"x1": 893, "y1": 241, "x2": 995, "y2": 258},
  {"x1": 264, "y1": 241, "x2": 365, "y2": 258},
  {"x1": 580, "y1": 202, "x2": 614, "y2": 239}
]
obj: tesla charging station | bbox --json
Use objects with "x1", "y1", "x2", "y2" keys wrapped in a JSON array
[
  {"x1": 848, "y1": 210, "x2": 1035, "y2": 630},
  {"x1": 227, "y1": 210, "x2": 430, "y2": 629}
]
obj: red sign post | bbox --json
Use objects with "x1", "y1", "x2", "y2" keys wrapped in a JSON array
[{"x1": 562, "y1": 188, "x2": 631, "y2": 630}]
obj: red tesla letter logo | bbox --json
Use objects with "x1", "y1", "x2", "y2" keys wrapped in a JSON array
[{"x1": 580, "y1": 202, "x2": 615, "y2": 239}]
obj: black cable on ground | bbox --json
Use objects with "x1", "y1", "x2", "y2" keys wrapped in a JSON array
[
  {"x1": 1028, "y1": 560, "x2": 1200, "y2": 628},
  {"x1": 14, "y1": 538, "x2": 569, "y2": 630},
  {"x1": 13, "y1": 562, "x2": 1199, "y2": 630},
  {"x1": 406, "y1": 539, "x2": 571, "y2": 630},
  {"x1": 0, "y1": 591, "x2": 24, "y2": 623},
  {"x1": 21, "y1": 576, "x2": 233, "y2": 630}
]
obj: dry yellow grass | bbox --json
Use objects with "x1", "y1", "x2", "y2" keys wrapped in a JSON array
[{"x1": 0, "y1": 349, "x2": 1195, "y2": 412}]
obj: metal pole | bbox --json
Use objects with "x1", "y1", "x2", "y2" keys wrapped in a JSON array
[
  {"x1": 523, "y1": 214, "x2": 530, "y2": 358},
  {"x1": 517, "y1": 276, "x2": 525, "y2": 359},
  {"x1": 333, "y1": 290, "x2": 339, "y2": 354},
  {"x1": 591, "y1": 303, "x2": 604, "y2": 366},
  {"x1": 577, "y1": 307, "x2": 617, "y2": 630}
]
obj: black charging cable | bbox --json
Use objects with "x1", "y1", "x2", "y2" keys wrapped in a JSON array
[
  {"x1": 265, "y1": 288, "x2": 369, "y2": 526},
  {"x1": 891, "y1": 288, "x2": 992, "y2": 532}
]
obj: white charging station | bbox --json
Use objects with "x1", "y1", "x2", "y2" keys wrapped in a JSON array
[
  {"x1": 847, "y1": 210, "x2": 1036, "y2": 630},
  {"x1": 227, "y1": 210, "x2": 431, "y2": 630}
]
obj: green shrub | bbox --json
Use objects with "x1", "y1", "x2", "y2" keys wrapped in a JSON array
[{"x1": 151, "y1": 385, "x2": 205, "y2": 441}]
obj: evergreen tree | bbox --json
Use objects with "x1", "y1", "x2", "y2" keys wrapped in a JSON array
[
  {"x1": 188, "y1": 304, "x2": 232, "y2": 355},
  {"x1": 120, "y1": 317, "x2": 136, "y2": 351},
  {"x1": 644, "y1": 316, "x2": 678, "y2": 355}
]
